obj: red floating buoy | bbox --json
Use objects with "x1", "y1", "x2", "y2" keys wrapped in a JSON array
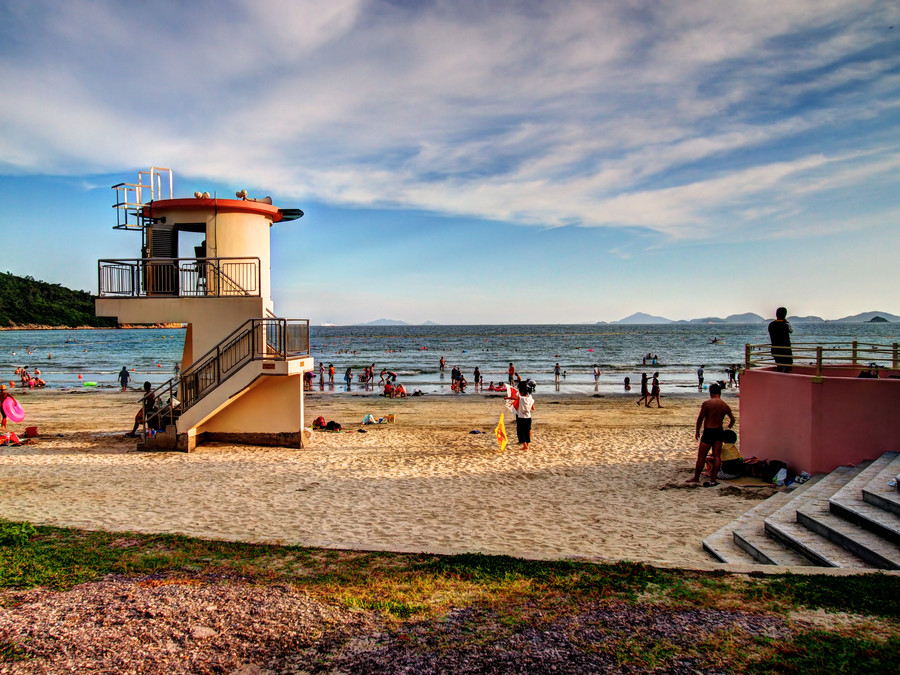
[{"x1": 78, "y1": 374, "x2": 82, "y2": 379}]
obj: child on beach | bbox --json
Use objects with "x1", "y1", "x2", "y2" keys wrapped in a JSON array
[
  {"x1": 509, "y1": 379, "x2": 536, "y2": 450},
  {"x1": 0, "y1": 385, "x2": 17, "y2": 429},
  {"x1": 647, "y1": 372, "x2": 662, "y2": 408}
]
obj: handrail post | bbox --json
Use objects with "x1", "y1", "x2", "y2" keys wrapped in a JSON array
[
  {"x1": 894, "y1": 343, "x2": 899, "y2": 371},
  {"x1": 816, "y1": 346, "x2": 823, "y2": 378},
  {"x1": 851, "y1": 340, "x2": 858, "y2": 367},
  {"x1": 744, "y1": 343, "x2": 751, "y2": 369}
]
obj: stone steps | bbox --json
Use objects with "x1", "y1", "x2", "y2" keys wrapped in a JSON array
[
  {"x1": 861, "y1": 452, "x2": 900, "y2": 517},
  {"x1": 703, "y1": 477, "x2": 822, "y2": 566},
  {"x1": 704, "y1": 452, "x2": 900, "y2": 570},
  {"x1": 764, "y1": 465, "x2": 873, "y2": 568},
  {"x1": 829, "y1": 452, "x2": 900, "y2": 547}
]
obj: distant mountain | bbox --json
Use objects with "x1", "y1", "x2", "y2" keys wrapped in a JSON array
[
  {"x1": 611, "y1": 312, "x2": 673, "y2": 324},
  {"x1": 789, "y1": 315, "x2": 826, "y2": 323},
  {"x1": 421, "y1": 320, "x2": 439, "y2": 326},
  {"x1": 833, "y1": 311, "x2": 899, "y2": 323},
  {"x1": 868, "y1": 316, "x2": 889, "y2": 323},
  {"x1": 725, "y1": 313, "x2": 766, "y2": 323},
  {"x1": 689, "y1": 317, "x2": 726, "y2": 324},
  {"x1": 360, "y1": 318, "x2": 409, "y2": 326}
]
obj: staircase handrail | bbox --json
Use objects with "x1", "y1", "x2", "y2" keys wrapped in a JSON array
[{"x1": 141, "y1": 318, "x2": 310, "y2": 439}]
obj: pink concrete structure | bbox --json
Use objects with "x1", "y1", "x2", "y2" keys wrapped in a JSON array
[{"x1": 740, "y1": 365, "x2": 900, "y2": 475}]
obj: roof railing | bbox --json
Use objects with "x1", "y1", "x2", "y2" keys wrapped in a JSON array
[
  {"x1": 112, "y1": 167, "x2": 173, "y2": 230},
  {"x1": 745, "y1": 341, "x2": 900, "y2": 374}
]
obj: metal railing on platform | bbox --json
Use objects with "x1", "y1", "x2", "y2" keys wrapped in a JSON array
[
  {"x1": 98, "y1": 257, "x2": 260, "y2": 298},
  {"x1": 745, "y1": 341, "x2": 900, "y2": 376},
  {"x1": 138, "y1": 318, "x2": 310, "y2": 441}
]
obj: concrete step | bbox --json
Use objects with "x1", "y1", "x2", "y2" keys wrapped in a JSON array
[
  {"x1": 702, "y1": 528, "x2": 758, "y2": 565},
  {"x1": 862, "y1": 452, "x2": 900, "y2": 518},
  {"x1": 764, "y1": 465, "x2": 873, "y2": 568},
  {"x1": 702, "y1": 476, "x2": 824, "y2": 565},
  {"x1": 732, "y1": 477, "x2": 824, "y2": 566},
  {"x1": 830, "y1": 452, "x2": 900, "y2": 547}
]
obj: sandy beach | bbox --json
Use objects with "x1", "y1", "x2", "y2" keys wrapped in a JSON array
[{"x1": 0, "y1": 387, "x2": 760, "y2": 565}]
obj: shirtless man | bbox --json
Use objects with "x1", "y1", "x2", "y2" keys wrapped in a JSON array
[{"x1": 688, "y1": 383, "x2": 735, "y2": 486}]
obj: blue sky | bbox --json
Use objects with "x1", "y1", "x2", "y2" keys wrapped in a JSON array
[{"x1": 1, "y1": 0, "x2": 898, "y2": 324}]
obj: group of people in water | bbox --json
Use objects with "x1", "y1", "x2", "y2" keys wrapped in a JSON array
[{"x1": 12, "y1": 366, "x2": 46, "y2": 389}]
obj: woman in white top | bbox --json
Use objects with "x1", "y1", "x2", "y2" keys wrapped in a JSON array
[{"x1": 514, "y1": 380, "x2": 536, "y2": 450}]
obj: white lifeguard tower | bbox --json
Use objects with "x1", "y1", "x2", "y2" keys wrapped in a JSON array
[{"x1": 95, "y1": 167, "x2": 313, "y2": 451}]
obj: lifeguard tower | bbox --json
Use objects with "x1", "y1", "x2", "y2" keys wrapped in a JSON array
[{"x1": 95, "y1": 167, "x2": 313, "y2": 451}]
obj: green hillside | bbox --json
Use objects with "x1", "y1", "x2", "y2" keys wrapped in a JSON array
[{"x1": 0, "y1": 272, "x2": 116, "y2": 328}]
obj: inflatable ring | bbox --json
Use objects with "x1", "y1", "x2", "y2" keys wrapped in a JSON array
[
  {"x1": 83, "y1": 382, "x2": 98, "y2": 387},
  {"x1": 2, "y1": 398, "x2": 24, "y2": 423}
]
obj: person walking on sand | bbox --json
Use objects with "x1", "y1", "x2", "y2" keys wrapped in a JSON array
[
  {"x1": 647, "y1": 372, "x2": 662, "y2": 407},
  {"x1": 118, "y1": 366, "x2": 131, "y2": 392},
  {"x1": 636, "y1": 373, "x2": 650, "y2": 406},
  {"x1": 688, "y1": 383, "x2": 735, "y2": 487},
  {"x1": 509, "y1": 379, "x2": 536, "y2": 450},
  {"x1": 768, "y1": 307, "x2": 793, "y2": 373}
]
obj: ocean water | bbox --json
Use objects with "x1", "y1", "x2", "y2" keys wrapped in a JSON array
[{"x1": 5, "y1": 322, "x2": 891, "y2": 395}]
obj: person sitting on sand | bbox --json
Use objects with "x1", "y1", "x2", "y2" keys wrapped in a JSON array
[
  {"x1": 688, "y1": 383, "x2": 735, "y2": 487},
  {"x1": 127, "y1": 382, "x2": 156, "y2": 437},
  {"x1": 395, "y1": 383, "x2": 407, "y2": 397},
  {"x1": 383, "y1": 382, "x2": 394, "y2": 397}
]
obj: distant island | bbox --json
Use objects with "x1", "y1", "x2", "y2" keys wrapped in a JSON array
[
  {"x1": 0, "y1": 272, "x2": 116, "y2": 329},
  {"x1": 610, "y1": 310, "x2": 896, "y2": 325}
]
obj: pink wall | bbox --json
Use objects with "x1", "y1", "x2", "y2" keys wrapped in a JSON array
[{"x1": 740, "y1": 367, "x2": 900, "y2": 475}]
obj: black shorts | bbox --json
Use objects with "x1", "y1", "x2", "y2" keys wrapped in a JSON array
[
  {"x1": 700, "y1": 427, "x2": 724, "y2": 446},
  {"x1": 516, "y1": 416, "x2": 532, "y2": 443}
]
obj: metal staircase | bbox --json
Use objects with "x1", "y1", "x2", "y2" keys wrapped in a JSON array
[{"x1": 138, "y1": 318, "x2": 309, "y2": 446}]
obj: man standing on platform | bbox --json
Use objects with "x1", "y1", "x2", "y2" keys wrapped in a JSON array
[{"x1": 768, "y1": 307, "x2": 793, "y2": 373}]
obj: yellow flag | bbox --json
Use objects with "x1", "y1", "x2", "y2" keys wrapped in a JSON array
[{"x1": 494, "y1": 412, "x2": 508, "y2": 451}]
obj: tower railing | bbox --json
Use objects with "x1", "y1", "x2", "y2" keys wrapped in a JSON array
[
  {"x1": 745, "y1": 341, "x2": 900, "y2": 375},
  {"x1": 98, "y1": 257, "x2": 260, "y2": 297}
]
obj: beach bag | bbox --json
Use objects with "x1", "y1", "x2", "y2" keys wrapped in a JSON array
[
  {"x1": 325, "y1": 420, "x2": 341, "y2": 431},
  {"x1": 743, "y1": 457, "x2": 769, "y2": 478},
  {"x1": 24, "y1": 426, "x2": 38, "y2": 438},
  {"x1": 764, "y1": 460, "x2": 788, "y2": 483}
]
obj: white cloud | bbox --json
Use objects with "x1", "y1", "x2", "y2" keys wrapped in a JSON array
[{"x1": 1, "y1": 0, "x2": 898, "y2": 243}]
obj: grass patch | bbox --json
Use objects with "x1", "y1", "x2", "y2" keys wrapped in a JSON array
[
  {"x1": 760, "y1": 573, "x2": 900, "y2": 619},
  {"x1": 0, "y1": 518, "x2": 898, "y2": 673},
  {"x1": 748, "y1": 630, "x2": 900, "y2": 674}
]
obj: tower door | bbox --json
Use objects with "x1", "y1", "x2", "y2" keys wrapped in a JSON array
[{"x1": 146, "y1": 225, "x2": 179, "y2": 295}]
